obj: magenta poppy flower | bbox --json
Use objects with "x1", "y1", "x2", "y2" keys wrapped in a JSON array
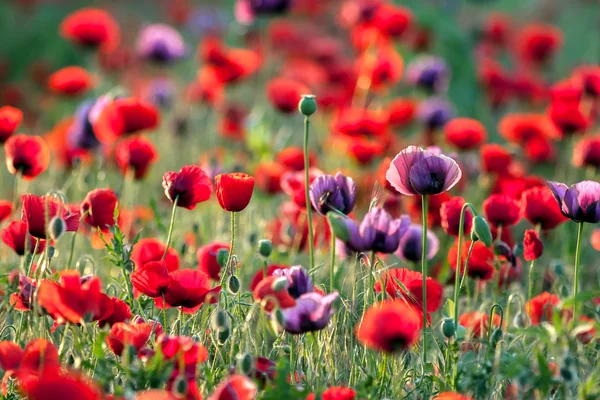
[
  {"x1": 548, "y1": 180, "x2": 600, "y2": 223},
  {"x1": 385, "y1": 145, "x2": 462, "y2": 196}
]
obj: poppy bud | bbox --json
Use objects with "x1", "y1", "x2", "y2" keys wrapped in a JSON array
[
  {"x1": 560, "y1": 367, "x2": 574, "y2": 382},
  {"x1": 215, "y1": 173, "x2": 255, "y2": 212},
  {"x1": 298, "y1": 95, "x2": 317, "y2": 116},
  {"x1": 48, "y1": 216, "x2": 66, "y2": 241},
  {"x1": 47, "y1": 245, "x2": 56, "y2": 261},
  {"x1": 211, "y1": 308, "x2": 230, "y2": 332},
  {"x1": 327, "y1": 213, "x2": 351, "y2": 242},
  {"x1": 173, "y1": 375, "x2": 188, "y2": 396},
  {"x1": 275, "y1": 308, "x2": 285, "y2": 327},
  {"x1": 228, "y1": 275, "x2": 241, "y2": 294},
  {"x1": 258, "y1": 239, "x2": 272, "y2": 258},
  {"x1": 552, "y1": 261, "x2": 564, "y2": 276},
  {"x1": 513, "y1": 312, "x2": 529, "y2": 328},
  {"x1": 125, "y1": 259, "x2": 134, "y2": 272},
  {"x1": 271, "y1": 276, "x2": 289, "y2": 292},
  {"x1": 216, "y1": 248, "x2": 229, "y2": 268},
  {"x1": 217, "y1": 326, "x2": 230, "y2": 344},
  {"x1": 441, "y1": 318, "x2": 455, "y2": 338},
  {"x1": 237, "y1": 352, "x2": 253, "y2": 375},
  {"x1": 471, "y1": 216, "x2": 493, "y2": 247},
  {"x1": 490, "y1": 328, "x2": 503, "y2": 347}
]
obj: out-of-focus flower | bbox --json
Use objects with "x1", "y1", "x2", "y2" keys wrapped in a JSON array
[
  {"x1": 458, "y1": 311, "x2": 501, "y2": 338},
  {"x1": 444, "y1": 118, "x2": 487, "y2": 150},
  {"x1": 481, "y1": 13, "x2": 511, "y2": 48},
  {"x1": 266, "y1": 78, "x2": 310, "y2": 114},
  {"x1": 526, "y1": 292, "x2": 560, "y2": 325},
  {"x1": 10, "y1": 275, "x2": 37, "y2": 311},
  {"x1": 309, "y1": 172, "x2": 357, "y2": 216},
  {"x1": 115, "y1": 136, "x2": 158, "y2": 180},
  {"x1": 515, "y1": 23, "x2": 563, "y2": 67},
  {"x1": 282, "y1": 292, "x2": 338, "y2": 334},
  {"x1": 272, "y1": 265, "x2": 312, "y2": 299},
  {"x1": 106, "y1": 322, "x2": 152, "y2": 356},
  {"x1": 523, "y1": 229, "x2": 543, "y2": 261},
  {"x1": 60, "y1": 8, "x2": 120, "y2": 52},
  {"x1": 81, "y1": 188, "x2": 118, "y2": 232},
  {"x1": 0, "y1": 106, "x2": 22, "y2": 143},
  {"x1": 356, "y1": 300, "x2": 421, "y2": 353},
  {"x1": 200, "y1": 38, "x2": 260, "y2": 85},
  {"x1": 342, "y1": 208, "x2": 410, "y2": 254},
  {"x1": 253, "y1": 275, "x2": 296, "y2": 311},
  {"x1": 375, "y1": 268, "x2": 443, "y2": 313},
  {"x1": 2, "y1": 221, "x2": 45, "y2": 256},
  {"x1": 433, "y1": 393, "x2": 473, "y2": 400},
  {"x1": 24, "y1": 371, "x2": 102, "y2": 400},
  {"x1": 386, "y1": 98, "x2": 416, "y2": 129},
  {"x1": 4, "y1": 135, "x2": 50, "y2": 181},
  {"x1": 547, "y1": 180, "x2": 600, "y2": 223},
  {"x1": 395, "y1": 224, "x2": 439, "y2": 263},
  {"x1": 281, "y1": 168, "x2": 323, "y2": 209},
  {"x1": 215, "y1": 173, "x2": 255, "y2": 212},
  {"x1": 573, "y1": 136, "x2": 600, "y2": 169},
  {"x1": 440, "y1": 197, "x2": 473, "y2": 237},
  {"x1": 498, "y1": 113, "x2": 560, "y2": 145},
  {"x1": 207, "y1": 374, "x2": 257, "y2": 400},
  {"x1": 520, "y1": 186, "x2": 568, "y2": 230},
  {"x1": 386, "y1": 145, "x2": 462, "y2": 196},
  {"x1": 574, "y1": 65, "x2": 600, "y2": 98},
  {"x1": 48, "y1": 66, "x2": 94, "y2": 96},
  {"x1": 448, "y1": 241, "x2": 495, "y2": 281},
  {"x1": 483, "y1": 194, "x2": 520, "y2": 227},
  {"x1": 163, "y1": 165, "x2": 213, "y2": 210},
  {"x1": 21, "y1": 194, "x2": 80, "y2": 239},
  {"x1": 136, "y1": 24, "x2": 186, "y2": 64},
  {"x1": 417, "y1": 98, "x2": 455, "y2": 130},
  {"x1": 197, "y1": 242, "x2": 229, "y2": 281},
  {"x1": 406, "y1": 56, "x2": 449, "y2": 94},
  {"x1": 93, "y1": 97, "x2": 160, "y2": 144},
  {"x1": 480, "y1": 144, "x2": 512, "y2": 175}
]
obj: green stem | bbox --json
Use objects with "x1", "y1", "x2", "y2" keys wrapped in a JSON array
[
  {"x1": 162, "y1": 293, "x2": 168, "y2": 334},
  {"x1": 290, "y1": 336, "x2": 296, "y2": 384},
  {"x1": 573, "y1": 222, "x2": 584, "y2": 320},
  {"x1": 329, "y1": 219, "x2": 336, "y2": 293},
  {"x1": 421, "y1": 195, "x2": 428, "y2": 365},
  {"x1": 225, "y1": 212, "x2": 236, "y2": 276},
  {"x1": 453, "y1": 203, "x2": 471, "y2": 328},
  {"x1": 163, "y1": 196, "x2": 179, "y2": 259},
  {"x1": 303, "y1": 116, "x2": 315, "y2": 270},
  {"x1": 178, "y1": 307, "x2": 184, "y2": 336},
  {"x1": 528, "y1": 259, "x2": 536, "y2": 300},
  {"x1": 27, "y1": 241, "x2": 40, "y2": 276}
]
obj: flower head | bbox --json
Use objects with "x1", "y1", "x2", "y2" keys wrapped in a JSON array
[
  {"x1": 136, "y1": 24, "x2": 186, "y2": 64},
  {"x1": 343, "y1": 208, "x2": 410, "y2": 254},
  {"x1": 406, "y1": 56, "x2": 449, "y2": 94},
  {"x1": 520, "y1": 186, "x2": 568, "y2": 230},
  {"x1": 282, "y1": 292, "x2": 338, "y2": 334},
  {"x1": 548, "y1": 180, "x2": 600, "y2": 223},
  {"x1": 5, "y1": 135, "x2": 50, "y2": 181},
  {"x1": 0, "y1": 106, "x2": 22, "y2": 143},
  {"x1": 21, "y1": 194, "x2": 80, "y2": 239},
  {"x1": 115, "y1": 136, "x2": 158, "y2": 180},
  {"x1": 163, "y1": 165, "x2": 213, "y2": 210},
  {"x1": 309, "y1": 172, "x2": 357, "y2": 215},
  {"x1": 60, "y1": 8, "x2": 120, "y2": 51},
  {"x1": 215, "y1": 172, "x2": 255, "y2": 212},
  {"x1": 81, "y1": 188, "x2": 118, "y2": 232},
  {"x1": 395, "y1": 224, "x2": 439, "y2": 262}
]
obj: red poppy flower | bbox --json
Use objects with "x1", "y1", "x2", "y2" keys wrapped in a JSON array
[
  {"x1": 215, "y1": 172, "x2": 255, "y2": 212},
  {"x1": 372, "y1": 4, "x2": 412, "y2": 39},
  {"x1": 573, "y1": 136, "x2": 600, "y2": 168},
  {"x1": 276, "y1": 147, "x2": 316, "y2": 172},
  {"x1": 440, "y1": 197, "x2": 473, "y2": 237},
  {"x1": 458, "y1": 311, "x2": 501, "y2": 338},
  {"x1": 346, "y1": 138, "x2": 384, "y2": 166},
  {"x1": 515, "y1": 23, "x2": 563, "y2": 66},
  {"x1": 60, "y1": 8, "x2": 120, "y2": 52},
  {"x1": 158, "y1": 335, "x2": 208, "y2": 365},
  {"x1": 132, "y1": 260, "x2": 171, "y2": 298},
  {"x1": 9, "y1": 275, "x2": 37, "y2": 311},
  {"x1": 448, "y1": 241, "x2": 495, "y2": 281},
  {"x1": 4, "y1": 135, "x2": 50, "y2": 180},
  {"x1": 37, "y1": 271, "x2": 102, "y2": 324},
  {"x1": 161, "y1": 269, "x2": 220, "y2": 310},
  {"x1": 253, "y1": 275, "x2": 296, "y2": 311},
  {"x1": 0, "y1": 200, "x2": 11, "y2": 223},
  {"x1": 356, "y1": 300, "x2": 421, "y2": 353},
  {"x1": 526, "y1": 292, "x2": 560, "y2": 325},
  {"x1": 492, "y1": 174, "x2": 545, "y2": 200},
  {"x1": 480, "y1": 143, "x2": 512, "y2": 175},
  {"x1": 218, "y1": 103, "x2": 247, "y2": 141},
  {"x1": 21, "y1": 194, "x2": 80, "y2": 239},
  {"x1": 197, "y1": 242, "x2": 229, "y2": 281},
  {"x1": 547, "y1": 98, "x2": 590, "y2": 137},
  {"x1": 433, "y1": 392, "x2": 473, "y2": 400},
  {"x1": 359, "y1": 46, "x2": 403, "y2": 91},
  {"x1": 0, "y1": 106, "x2": 22, "y2": 143},
  {"x1": 97, "y1": 297, "x2": 131, "y2": 328},
  {"x1": 115, "y1": 136, "x2": 158, "y2": 180},
  {"x1": 254, "y1": 161, "x2": 285, "y2": 194},
  {"x1": 48, "y1": 66, "x2": 94, "y2": 96},
  {"x1": 249, "y1": 264, "x2": 289, "y2": 291},
  {"x1": 81, "y1": 188, "x2": 118, "y2": 232},
  {"x1": 477, "y1": 58, "x2": 513, "y2": 109},
  {"x1": 483, "y1": 194, "x2": 520, "y2": 227},
  {"x1": 0, "y1": 340, "x2": 23, "y2": 394},
  {"x1": 307, "y1": 386, "x2": 356, "y2": 400},
  {"x1": 523, "y1": 229, "x2": 543, "y2": 261},
  {"x1": 11, "y1": 339, "x2": 60, "y2": 394},
  {"x1": 132, "y1": 238, "x2": 179, "y2": 271},
  {"x1": 24, "y1": 371, "x2": 102, "y2": 400},
  {"x1": 163, "y1": 165, "x2": 213, "y2": 210},
  {"x1": 281, "y1": 168, "x2": 322, "y2": 209},
  {"x1": 331, "y1": 108, "x2": 388, "y2": 140},
  {"x1": 200, "y1": 38, "x2": 260, "y2": 85},
  {"x1": 408, "y1": 192, "x2": 451, "y2": 228},
  {"x1": 266, "y1": 78, "x2": 310, "y2": 114},
  {"x1": 481, "y1": 13, "x2": 511, "y2": 47},
  {"x1": 524, "y1": 137, "x2": 556, "y2": 164},
  {"x1": 207, "y1": 374, "x2": 257, "y2": 400},
  {"x1": 499, "y1": 113, "x2": 560, "y2": 145},
  {"x1": 520, "y1": 186, "x2": 567, "y2": 230},
  {"x1": 2, "y1": 220, "x2": 45, "y2": 256},
  {"x1": 106, "y1": 322, "x2": 152, "y2": 356},
  {"x1": 95, "y1": 97, "x2": 160, "y2": 144},
  {"x1": 375, "y1": 268, "x2": 443, "y2": 313},
  {"x1": 574, "y1": 65, "x2": 600, "y2": 98},
  {"x1": 444, "y1": 118, "x2": 487, "y2": 150},
  {"x1": 386, "y1": 98, "x2": 416, "y2": 129}
]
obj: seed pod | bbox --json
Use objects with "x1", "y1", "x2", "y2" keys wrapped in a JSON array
[
  {"x1": 471, "y1": 216, "x2": 493, "y2": 247},
  {"x1": 228, "y1": 275, "x2": 241, "y2": 294},
  {"x1": 441, "y1": 318, "x2": 455, "y2": 338},
  {"x1": 211, "y1": 308, "x2": 230, "y2": 332},
  {"x1": 216, "y1": 248, "x2": 229, "y2": 267},
  {"x1": 173, "y1": 375, "x2": 188, "y2": 396},
  {"x1": 513, "y1": 312, "x2": 529, "y2": 328},
  {"x1": 217, "y1": 326, "x2": 230, "y2": 344},
  {"x1": 327, "y1": 213, "x2": 351, "y2": 242},
  {"x1": 47, "y1": 246, "x2": 56, "y2": 261},
  {"x1": 274, "y1": 308, "x2": 285, "y2": 327},
  {"x1": 298, "y1": 94, "x2": 317, "y2": 116},
  {"x1": 490, "y1": 328, "x2": 503, "y2": 347},
  {"x1": 258, "y1": 239, "x2": 273, "y2": 258},
  {"x1": 48, "y1": 216, "x2": 66, "y2": 241},
  {"x1": 237, "y1": 352, "x2": 253, "y2": 375}
]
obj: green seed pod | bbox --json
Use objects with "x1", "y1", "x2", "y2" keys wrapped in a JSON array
[
  {"x1": 228, "y1": 275, "x2": 241, "y2": 294},
  {"x1": 471, "y1": 216, "x2": 493, "y2": 247},
  {"x1": 216, "y1": 248, "x2": 229, "y2": 268},
  {"x1": 47, "y1": 246, "x2": 56, "y2": 261},
  {"x1": 217, "y1": 326, "x2": 230, "y2": 344},
  {"x1": 248, "y1": 232, "x2": 258, "y2": 246},
  {"x1": 125, "y1": 259, "x2": 135, "y2": 273},
  {"x1": 258, "y1": 239, "x2": 273, "y2": 258},
  {"x1": 237, "y1": 352, "x2": 253, "y2": 375},
  {"x1": 271, "y1": 276, "x2": 289, "y2": 292},
  {"x1": 298, "y1": 95, "x2": 317, "y2": 116},
  {"x1": 441, "y1": 318, "x2": 456, "y2": 338},
  {"x1": 48, "y1": 216, "x2": 66, "y2": 241},
  {"x1": 274, "y1": 308, "x2": 285, "y2": 327},
  {"x1": 211, "y1": 308, "x2": 230, "y2": 332},
  {"x1": 173, "y1": 375, "x2": 188, "y2": 396},
  {"x1": 327, "y1": 213, "x2": 351, "y2": 242},
  {"x1": 513, "y1": 312, "x2": 529, "y2": 328}
]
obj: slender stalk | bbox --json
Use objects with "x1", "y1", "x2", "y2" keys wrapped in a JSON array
[
  {"x1": 178, "y1": 307, "x2": 184, "y2": 336},
  {"x1": 573, "y1": 222, "x2": 584, "y2": 320},
  {"x1": 290, "y1": 336, "x2": 296, "y2": 384},
  {"x1": 453, "y1": 203, "x2": 470, "y2": 328},
  {"x1": 303, "y1": 116, "x2": 315, "y2": 270},
  {"x1": 329, "y1": 218, "x2": 336, "y2": 293},
  {"x1": 163, "y1": 196, "x2": 179, "y2": 259},
  {"x1": 224, "y1": 212, "x2": 236, "y2": 276},
  {"x1": 161, "y1": 293, "x2": 168, "y2": 334},
  {"x1": 27, "y1": 241, "x2": 40, "y2": 276},
  {"x1": 528, "y1": 259, "x2": 536, "y2": 300},
  {"x1": 421, "y1": 195, "x2": 428, "y2": 365}
]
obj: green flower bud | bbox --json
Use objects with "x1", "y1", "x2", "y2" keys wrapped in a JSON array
[
  {"x1": 47, "y1": 246, "x2": 56, "y2": 261},
  {"x1": 298, "y1": 95, "x2": 317, "y2": 116},
  {"x1": 237, "y1": 352, "x2": 253, "y2": 375},
  {"x1": 228, "y1": 275, "x2": 241, "y2": 294},
  {"x1": 513, "y1": 312, "x2": 529, "y2": 328},
  {"x1": 216, "y1": 248, "x2": 229, "y2": 268},
  {"x1": 441, "y1": 318, "x2": 456, "y2": 338},
  {"x1": 173, "y1": 375, "x2": 188, "y2": 396},
  {"x1": 327, "y1": 213, "x2": 350, "y2": 242},
  {"x1": 275, "y1": 308, "x2": 285, "y2": 327},
  {"x1": 471, "y1": 216, "x2": 493, "y2": 247},
  {"x1": 211, "y1": 309, "x2": 230, "y2": 332},
  {"x1": 490, "y1": 328, "x2": 503, "y2": 347},
  {"x1": 48, "y1": 216, "x2": 66, "y2": 241},
  {"x1": 258, "y1": 239, "x2": 273, "y2": 258},
  {"x1": 271, "y1": 276, "x2": 289, "y2": 292},
  {"x1": 217, "y1": 326, "x2": 230, "y2": 344}
]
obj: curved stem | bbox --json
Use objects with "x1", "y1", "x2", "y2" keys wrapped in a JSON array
[
  {"x1": 453, "y1": 203, "x2": 472, "y2": 328},
  {"x1": 573, "y1": 222, "x2": 584, "y2": 320},
  {"x1": 527, "y1": 259, "x2": 536, "y2": 300},
  {"x1": 421, "y1": 195, "x2": 428, "y2": 365},
  {"x1": 162, "y1": 196, "x2": 179, "y2": 259},
  {"x1": 487, "y1": 303, "x2": 504, "y2": 342},
  {"x1": 303, "y1": 116, "x2": 315, "y2": 270}
]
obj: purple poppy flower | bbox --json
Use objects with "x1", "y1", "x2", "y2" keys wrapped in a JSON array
[
  {"x1": 273, "y1": 266, "x2": 312, "y2": 299},
  {"x1": 136, "y1": 24, "x2": 186, "y2": 64},
  {"x1": 282, "y1": 292, "x2": 338, "y2": 334},
  {"x1": 309, "y1": 172, "x2": 357, "y2": 216},
  {"x1": 417, "y1": 97, "x2": 455, "y2": 130},
  {"x1": 143, "y1": 78, "x2": 175, "y2": 108},
  {"x1": 548, "y1": 180, "x2": 600, "y2": 223},
  {"x1": 406, "y1": 56, "x2": 450, "y2": 94},
  {"x1": 343, "y1": 208, "x2": 410, "y2": 254},
  {"x1": 386, "y1": 145, "x2": 462, "y2": 196},
  {"x1": 395, "y1": 224, "x2": 439, "y2": 262},
  {"x1": 250, "y1": 0, "x2": 292, "y2": 14},
  {"x1": 67, "y1": 100, "x2": 100, "y2": 150}
]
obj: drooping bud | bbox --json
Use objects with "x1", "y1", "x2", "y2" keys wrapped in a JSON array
[
  {"x1": 298, "y1": 94, "x2": 317, "y2": 116},
  {"x1": 327, "y1": 213, "x2": 351, "y2": 242},
  {"x1": 258, "y1": 239, "x2": 273, "y2": 258},
  {"x1": 217, "y1": 327, "x2": 230, "y2": 344},
  {"x1": 490, "y1": 328, "x2": 503, "y2": 348},
  {"x1": 470, "y1": 216, "x2": 493, "y2": 247},
  {"x1": 513, "y1": 312, "x2": 530, "y2": 328}
]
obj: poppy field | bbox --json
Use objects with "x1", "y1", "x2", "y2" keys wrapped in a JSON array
[{"x1": 1, "y1": 0, "x2": 600, "y2": 399}]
